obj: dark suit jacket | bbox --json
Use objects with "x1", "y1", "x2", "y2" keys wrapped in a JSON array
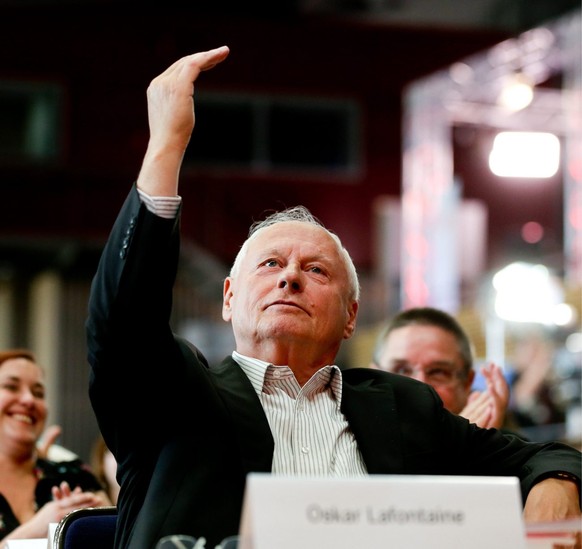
[{"x1": 86, "y1": 185, "x2": 582, "y2": 549}]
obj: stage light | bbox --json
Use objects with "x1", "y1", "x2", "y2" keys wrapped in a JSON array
[
  {"x1": 521, "y1": 221, "x2": 544, "y2": 243},
  {"x1": 489, "y1": 131, "x2": 560, "y2": 178},
  {"x1": 498, "y1": 72, "x2": 534, "y2": 111},
  {"x1": 492, "y1": 261, "x2": 566, "y2": 325}
]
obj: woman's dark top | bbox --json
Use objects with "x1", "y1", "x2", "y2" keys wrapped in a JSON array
[{"x1": 0, "y1": 457, "x2": 104, "y2": 537}]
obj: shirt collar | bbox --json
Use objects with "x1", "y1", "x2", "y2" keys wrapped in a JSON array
[{"x1": 232, "y1": 351, "x2": 344, "y2": 405}]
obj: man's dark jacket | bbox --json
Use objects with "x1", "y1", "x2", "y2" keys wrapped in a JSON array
[{"x1": 86, "y1": 185, "x2": 582, "y2": 549}]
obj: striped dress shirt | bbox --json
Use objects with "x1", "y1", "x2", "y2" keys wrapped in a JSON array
[{"x1": 233, "y1": 351, "x2": 368, "y2": 476}]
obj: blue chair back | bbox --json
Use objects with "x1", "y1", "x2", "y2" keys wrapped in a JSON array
[{"x1": 54, "y1": 506, "x2": 117, "y2": 549}]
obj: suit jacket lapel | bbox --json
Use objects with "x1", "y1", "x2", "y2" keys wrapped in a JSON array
[
  {"x1": 210, "y1": 357, "x2": 274, "y2": 474},
  {"x1": 210, "y1": 359, "x2": 403, "y2": 475},
  {"x1": 341, "y1": 377, "x2": 404, "y2": 474}
]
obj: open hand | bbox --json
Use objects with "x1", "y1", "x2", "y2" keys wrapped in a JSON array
[{"x1": 460, "y1": 363, "x2": 510, "y2": 429}]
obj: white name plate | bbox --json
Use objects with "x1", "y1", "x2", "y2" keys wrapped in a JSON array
[
  {"x1": 239, "y1": 473, "x2": 526, "y2": 549},
  {"x1": 4, "y1": 540, "x2": 48, "y2": 549}
]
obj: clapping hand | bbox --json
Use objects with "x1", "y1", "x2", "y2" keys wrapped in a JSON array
[
  {"x1": 8, "y1": 481, "x2": 107, "y2": 540},
  {"x1": 460, "y1": 363, "x2": 510, "y2": 429}
]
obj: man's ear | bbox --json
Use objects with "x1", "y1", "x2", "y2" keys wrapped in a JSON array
[
  {"x1": 222, "y1": 277, "x2": 233, "y2": 322},
  {"x1": 343, "y1": 301, "x2": 358, "y2": 340}
]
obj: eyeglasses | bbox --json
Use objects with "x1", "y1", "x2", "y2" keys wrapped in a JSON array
[{"x1": 390, "y1": 363, "x2": 465, "y2": 387}]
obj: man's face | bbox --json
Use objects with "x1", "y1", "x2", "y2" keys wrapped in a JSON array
[
  {"x1": 222, "y1": 221, "x2": 358, "y2": 364},
  {"x1": 375, "y1": 325, "x2": 474, "y2": 414}
]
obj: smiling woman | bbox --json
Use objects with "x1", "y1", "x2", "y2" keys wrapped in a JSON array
[{"x1": 0, "y1": 349, "x2": 110, "y2": 545}]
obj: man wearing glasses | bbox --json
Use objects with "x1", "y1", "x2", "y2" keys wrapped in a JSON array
[{"x1": 370, "y1": 307, "x2": 511, "y2": 431}]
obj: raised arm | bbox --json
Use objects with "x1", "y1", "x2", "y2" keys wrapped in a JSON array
[
  {"x1": 137, "y1": 46, "x2": 230, "y2": 197},
  {"x1": 86, "y1": 46, "x2": 230, "y2": 472}
]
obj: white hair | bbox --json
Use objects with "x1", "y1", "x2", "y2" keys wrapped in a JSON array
[{"x1": 229, "y1": 206, "x2": 360, "y2": 301}]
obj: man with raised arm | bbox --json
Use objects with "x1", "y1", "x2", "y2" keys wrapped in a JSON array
[{"x1": 86, "y1": 46, "x2": 581, "y2": 549}]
